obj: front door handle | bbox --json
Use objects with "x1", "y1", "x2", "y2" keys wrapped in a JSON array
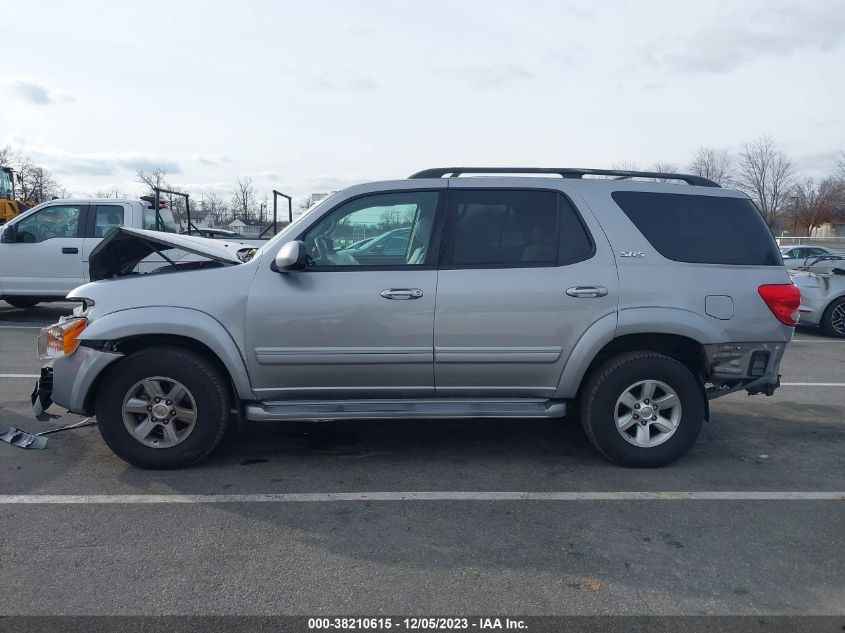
[
  {"x1": 566, "y1": 286, "x2": 608, "y2": 298},
  {"x1": 380, "y1": 288, "x2": 423, "y2": 300},
  {"x1": 61, "y1": 247, "x2": 79, "y2": 254}
]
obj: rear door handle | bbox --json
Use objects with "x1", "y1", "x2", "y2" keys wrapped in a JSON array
[
  {"x1": 380, "y1": 288, "x2": 423, "y2": 300},
  {"x1": 61, "y1": 247, "x2": 79, "y2": 254},
  {"x1": 566, "y1": 286, "x2": 608, "y2": 298}
]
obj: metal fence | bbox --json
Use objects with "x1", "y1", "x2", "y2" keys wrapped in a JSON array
[{"x1": 776, "y1": 236, "x2": 845, "y2": 250}]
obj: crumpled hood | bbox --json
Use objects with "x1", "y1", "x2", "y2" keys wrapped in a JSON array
[{"x1": 89, "y1": 227, "x2": 248, "y2": 281}]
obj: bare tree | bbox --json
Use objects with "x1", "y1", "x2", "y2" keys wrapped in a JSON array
[
  {"x1": 0, "y1": 145, "x2": 12, "y2": 166},
  {"x1": 836, "y1": 151, "x2": 845, "y2": 182},
  {"x1": 202, "y1": 192, "x2": 228, "y2": 226},
  {"x1": 16, "y1": 156, "x2": 62, "y2": 203},
  {"x1": 790, "y1": 178, "x2": 837, "y2": 235},
  {"x1": 136, "y1": 168, "x2": 169, "y2": 194},
  {"x1": 688, "y1": 147, "x2": 733, "y2": 185},
  {"x1": 612, "y1": 161, "x2": 640, "y2": 172},
  {"x1": 735, "y1": 136, "x2": 796, "y2": 228},
  {"x1": 231, "y1": 177, "x2": 255, "y2": 221}
]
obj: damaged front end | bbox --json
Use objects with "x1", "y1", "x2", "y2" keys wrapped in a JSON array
[{"x1": 89, "y1": 227, "x2": 253, "y2": 281}]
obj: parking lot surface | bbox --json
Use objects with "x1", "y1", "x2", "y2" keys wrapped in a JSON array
[{"x1": 0, "y1": 301, "x2": 843, "y2": 616}]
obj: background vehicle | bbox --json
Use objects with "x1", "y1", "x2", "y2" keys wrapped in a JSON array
[
  {"x1": 36, "y1": 167, "x2": 797, "y2": 470},
  {"x1": 792, "y1": 265, "x2": 845, "y2": 337},
  {"x1": 180, "y1": 228, "x2": 241, "y2": 239},
  {"x1": 0, "y1": 198, "x2": 251, "y2": 307},
  {"x1": 337, "y1": 227, "x2": 412, "y2": 263},
  {"x1": 780, "y1": 244, "x2": 839, "y2": 269},
  {"x1": 0, "y1": 166, "x2": 32, "y2": 224}
]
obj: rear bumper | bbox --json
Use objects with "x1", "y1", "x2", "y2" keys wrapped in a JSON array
[
  {"x1": 704, "y1": 341, "x2": 787, "y2": 399},
  {"x1": 49, "y1": 346, "x2": 124, "y2": 415}
]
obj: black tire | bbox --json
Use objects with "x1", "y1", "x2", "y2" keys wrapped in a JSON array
[
  {"x1": 581, "y1": 351, "x2": 705, "y2": 468},
  {"x1": 820, "y1": 297, "x2": 845, "y2": 338},
  {"x1": 4, "y1": 297, "x2": 39, "y2": 309},
  {"x1": 95, "y1": 346, "x2": 230, "y2": 469}
]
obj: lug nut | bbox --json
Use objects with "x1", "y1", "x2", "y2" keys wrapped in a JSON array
[
  {"x1": 634, "y1": 404, "x2": 640, "y2": 409},
  {"x1": 155, "y1": 397, "x2": 161, "y2": 403},
  {"x1": 165, "y1": 400, "x2": 171, "y2": 405},
  {"x1": 652, "y1": 416, "x2": 657, "y2": 421},
  {"x1": 644, "y1": 399, "x2": 650, "y2": 405},
  {"x1": 170, "y1": 410, "x2": 176, "y2": 415},
  {"x1": 147, "y1": 405, "x2": 152, "y2": 411},
  {"x1": 633, "y1": 414, "x2": 639, "y2": 420}
]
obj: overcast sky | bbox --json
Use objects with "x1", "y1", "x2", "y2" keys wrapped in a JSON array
[{"x1": 3, "y1": 0, "x2": 844, "y2": 203}]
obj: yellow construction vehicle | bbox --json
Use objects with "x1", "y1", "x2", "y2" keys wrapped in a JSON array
[{"x1": 0, "y1": 166, "x2": 31, "y2": 224}]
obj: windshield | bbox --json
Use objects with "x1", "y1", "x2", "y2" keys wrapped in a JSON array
[
  {"x1": 142, "y1": 206, "x2": 180, "y2": 233},
  {"x1": 0, "y1": 170, "x2": 12, "y2": 199},
  {"x1": 254, "y1": 192, "x2": 341, "y2": 256}
]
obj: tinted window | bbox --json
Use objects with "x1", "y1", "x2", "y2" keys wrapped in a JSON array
[
  {"x1": 16, "y1": 205, "x2": 83, "y2": 243},
  {"x1": 448, "y1": 190, "x2": 593, "y2": 267},
  {"x1": 94, "y1": 205, "x2": 124, "y2": 237},
  {"x1": 612, "y1": 192, "x2": 781, "y2": 266},
  {"x1": 303, "y1": 191, "x2": 438, "y2": 267}
]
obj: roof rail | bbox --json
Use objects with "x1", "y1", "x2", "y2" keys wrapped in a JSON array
[{"x1": 408, "y1": 167, "x2": 720, "y2": 187}]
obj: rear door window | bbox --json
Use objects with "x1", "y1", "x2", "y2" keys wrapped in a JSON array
[
  {"x1": 611, "y1": 192, "x2": 781, "y2": 266},
  {"x1": 446, "y1": 190, "x2": 593, "y2": 267},
  {"x1": 93, "y1": 205, "x2": 125, "y2": 237}
]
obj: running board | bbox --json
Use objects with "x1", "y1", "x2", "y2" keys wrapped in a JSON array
[{"x1": 244, "y1": 398, "x2": 567, "y2": 422}]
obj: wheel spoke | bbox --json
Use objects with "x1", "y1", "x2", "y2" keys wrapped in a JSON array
[
  {"x1": 635, "y1": 424, "x2": 650, "y2": 446},
  {"x1": 640, "y1": 380, "x2": 657, "y2": 401},
  {"x1": 132, "y1": 417, "x2": 157, "y2": 440},
  {"x1": 124, "y1": 397, "x2": 150, "y2": 414},
  {"x1": 653, "y1": 415, "x2": 676, "y2": 433},
  {"x1": 173, "y1": 406, "x2": 196, "y2": 423},
  {"x1": 162, "y1": 423, "x2": 179, "y2": 445},
  {"x1": 617, "y1": 412, "x2": 636, "y2": 431},
  {"x1": 167, "y1": 383, "x2": 186, "y2": 404},
  {"x1": 653, "y1": 393, "x2": 679, "y2": 410},
  {"x1": 619, "y1": 392, "x2": 639, "y2": 409},
  {"x1": 142, "y1": 379, "x2": 165, "y2": 400}
]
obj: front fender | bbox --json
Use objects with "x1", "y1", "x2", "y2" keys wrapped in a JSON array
[{"x1": 80, "y1": 306, "x2": 254, "y2": 399}]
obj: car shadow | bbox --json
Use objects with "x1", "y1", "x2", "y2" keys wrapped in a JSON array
[{"x1": 0, "y1": 301, "x2": 77, "y2": 323}]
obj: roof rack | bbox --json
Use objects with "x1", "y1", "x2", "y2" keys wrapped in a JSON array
[{"x1": 408, "y1": 167, "x2": 720, "y2": 188}]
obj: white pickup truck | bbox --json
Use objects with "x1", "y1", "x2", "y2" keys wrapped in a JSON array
[{"x1": 0, "y1": 197, "x2": 260, "y2": 307}]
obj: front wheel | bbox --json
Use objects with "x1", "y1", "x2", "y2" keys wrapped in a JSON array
[
  {"x1": 581, "y1": 351, "x2": 705, "y2": 467},
  {"x1": 96, "y1": 346, "x2": 231, "y2": 469},
  {"x1": 820, "y1": 297, "x2": 845, "y2": 338}
]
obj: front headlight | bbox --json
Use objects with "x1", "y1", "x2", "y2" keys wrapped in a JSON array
[{"x1": 37, "y1": 317, "x2": 88, "y2": 360}]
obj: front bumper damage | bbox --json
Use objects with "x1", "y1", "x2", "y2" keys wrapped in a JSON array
[
  {"x1": 703, "y1": 341, "x2": 787, "y2": 400},
  {"x1": 32, "y1": 346, "x2": 124, "y2": 417}
]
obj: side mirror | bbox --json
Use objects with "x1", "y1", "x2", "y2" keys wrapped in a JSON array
[
  {"x1": 1, "y1": 223, "x2": 17, "y2": 244},
  {"x1": 273, "y1": 240, "x2": 307, "y2": 271}
]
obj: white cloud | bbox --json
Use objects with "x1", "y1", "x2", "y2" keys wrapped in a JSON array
[
  {"x1": 649, "y1": 3, "x2": 845, "y2": 74},
  {"x1": 2, "y1": 78, "x2": 74, "y2": 105}
]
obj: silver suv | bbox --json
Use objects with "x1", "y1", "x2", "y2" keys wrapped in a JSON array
[{"x1": 33, "y1": 167, "x2": 799, "y2": 469}]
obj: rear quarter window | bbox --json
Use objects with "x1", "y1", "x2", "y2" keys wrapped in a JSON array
[{"x1": 611, "y1": 192, "x2": 782, "y2": 266}]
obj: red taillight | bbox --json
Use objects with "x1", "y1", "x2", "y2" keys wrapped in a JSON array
[{"x1": 758, "y1": 284, "x2": 801, "y2": 326}]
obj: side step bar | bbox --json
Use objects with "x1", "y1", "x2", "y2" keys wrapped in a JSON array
[{"x1": 244, "y1": 398, "x2": 567, "y2": 422}]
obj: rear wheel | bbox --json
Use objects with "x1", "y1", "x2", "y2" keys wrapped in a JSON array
[
  {"x1": 820, "y1": 297, "x2": 845, "y2": 338},
  {"x1": 4, "y1": 297, "x2": 39, "y2": 309},
  {"x1": 95, "y1": 346, "x2": 230, "y2": 469},
  {"x1": 581, "y1": 351, "x2": 705, "y2": 467}
]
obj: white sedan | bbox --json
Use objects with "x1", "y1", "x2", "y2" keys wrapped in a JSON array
[{"x1": 780, "y1": 245, "x2": 838, "y2": 269}]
